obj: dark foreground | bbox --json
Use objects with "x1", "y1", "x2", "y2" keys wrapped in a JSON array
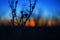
[{"x1": 0, "y1": 26, "x2": 60, "y2": 40}]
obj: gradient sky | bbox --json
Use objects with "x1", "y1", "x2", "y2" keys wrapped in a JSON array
[{"x1": 0, "y1": 0, "x2": 60, "y2": 20}]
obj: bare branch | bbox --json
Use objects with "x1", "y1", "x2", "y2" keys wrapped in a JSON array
[
  {"x1": 24, "y1": 0, "x2": 37, "y2": 25},
  {"x1": 15, "y1": 0, "x2": 18, "y2": 4},
  {"x1": 32, "y1": 0, "x2": 36, "y2": 11},
  {"x1": 15, "y1": 0, "x2": 18, "y2": 8},
  {"x1": 8, "y1": 0, "x2": 18, "y2": 25}
]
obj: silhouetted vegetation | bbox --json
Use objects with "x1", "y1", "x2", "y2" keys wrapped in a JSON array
[
  {"x1": 0, "y1": 0, "x2": 58, "y2": 27},
  {"x1": 8, "y1": 0, "x2": 18, "y2": 26},
  {"x1": 19, "y1": 10, "x2": 24, "y2": 26},
  {"x1": 24, "y1": 0, "x2": 37, "y2": 25},
  {"x1": 0, "y1": 0, "x2": 60, "y2": 40},
  {"x1": 19, "y1": 0, "x2": 37, "y2": 26}
]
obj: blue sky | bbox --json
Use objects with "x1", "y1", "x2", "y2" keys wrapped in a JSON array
[{"x1": 0, "y1": 0, "x2": 60, "y2": 20}]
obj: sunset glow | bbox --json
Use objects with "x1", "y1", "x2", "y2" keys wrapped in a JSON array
[
  {"x1": 0, "y1": 0, "x2": 60, "y2": 27},
  {"x1": 0, "y1": 19, "x2": 60, "y2": 27}
]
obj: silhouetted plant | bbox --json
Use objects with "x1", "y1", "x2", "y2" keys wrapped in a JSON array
[
  {"x1": 19, "y1": 11, "x2": 24, "y2": 26},
  {"x1": 20, "y1": 10, "x2": 30, "y2": 26},
  {"x1": 24, "y1": 0, "x2": 37, "y2": 25},
  {"x1": 8, "y1": 0, "x2": 18, "y2": 25}
]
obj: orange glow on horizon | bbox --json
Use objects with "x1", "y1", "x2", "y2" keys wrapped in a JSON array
[
  {"x1": 0, "y1": 19, "x2": 60, "y2": 27},
  {"x1": 52, "y1": 20, "x2": 56, "y2": 26},
  {"x1": 25, "y1": 20, "x2": 30, "y2": 27},
  {"x1": 29, "y1": 20, "x2": 35, "y2": 27},
  {"x1": 47, "y1": 20, "x2": 52, "y2": 26},
  {"x1": 38, "y1": 20, "x2": 44, "y2": 26},
  {"x1": 3, "y1": 21, "x2": 10, "y2": 26},
  {"x1": 25, "y1": 19, "x2": 35, "y2": 27},
  {"x1": 47, "y1": 20, "x2": 57, "y2": 26}
]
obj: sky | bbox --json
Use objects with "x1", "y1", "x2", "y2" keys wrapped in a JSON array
[{"x1": 0, "y1": 0, "x2": 60, "y2": 20}]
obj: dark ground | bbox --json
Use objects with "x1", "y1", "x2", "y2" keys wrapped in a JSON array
[{"x1": 0, "y1": 25, "x2": 60, "y2": 40}]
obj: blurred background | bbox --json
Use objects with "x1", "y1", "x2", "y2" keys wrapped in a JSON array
[{"x1": 0, "y1": 0, "x2": 60, "y2": 26}]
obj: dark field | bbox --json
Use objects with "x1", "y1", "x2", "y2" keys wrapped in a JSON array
[{"x1": 0, "y1": 26, "x2": 60, "y2": 40}]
